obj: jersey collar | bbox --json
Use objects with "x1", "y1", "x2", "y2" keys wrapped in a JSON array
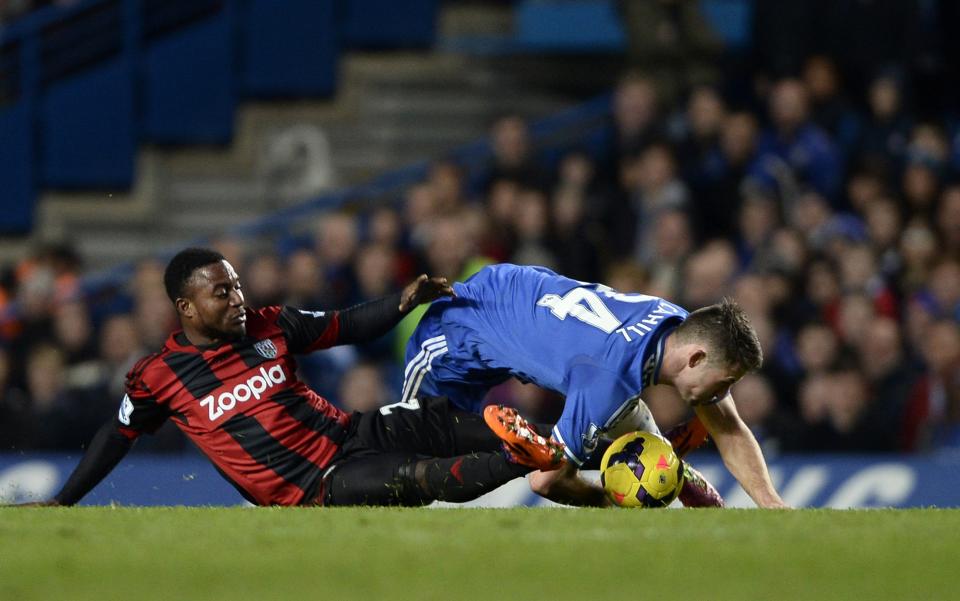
[
  {"x1": 640, "y1": 321, "x2": 679, "y2": 389},
  {"x1": 167, "y1": 331, "x2": 234, "y2": 353}
]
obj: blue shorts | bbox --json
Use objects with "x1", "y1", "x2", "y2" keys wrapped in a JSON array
[{"x1": 401, "y1": 297, "x2": 510, "y2": 414}]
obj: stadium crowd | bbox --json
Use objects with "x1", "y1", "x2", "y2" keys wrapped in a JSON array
[{"x1": 2, "y1": 5, "x2": 960, "y2": 456}]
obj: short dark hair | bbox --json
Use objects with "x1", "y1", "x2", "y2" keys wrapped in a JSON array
[
  {"x1": 674, "y1": 297, "x2": 763, "y2": 372},
  {"x1": 163, "y1": 248, "x2": 226, "y2": 302}
]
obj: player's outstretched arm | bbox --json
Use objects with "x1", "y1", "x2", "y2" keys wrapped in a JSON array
[
  {"x1": 48, "y1": 420, "x2": 136, "y2": 506},
  {"x1": 333, "y1": 275, "x2": 455, "y2": 346},
  {"x1": 694, "y1": 395, "x2": 788, "y2": 508},
  {"x1": 529, "y1": 463, "x2": 611, "y2": 507}
]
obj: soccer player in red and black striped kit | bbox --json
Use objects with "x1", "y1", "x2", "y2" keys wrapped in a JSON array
[{"x1": 39, "y1": 248, "x2": 563, "y2": 507}]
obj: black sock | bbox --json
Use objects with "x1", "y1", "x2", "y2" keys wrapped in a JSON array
[{"x1": 410, "y1": 452, "x2": 531, "y2": 503}]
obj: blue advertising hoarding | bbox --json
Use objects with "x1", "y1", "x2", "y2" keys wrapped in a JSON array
[{"x1": 1, "y1": 452, "x2": 957, "y2": 508}]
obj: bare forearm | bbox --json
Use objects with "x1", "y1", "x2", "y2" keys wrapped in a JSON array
[
  {"x1": 542, "y1": 475, "x2": 610, "y2": 507},
  {"x1": 714, "y1": 427, "x2": 785, "y2": 508},
  {"x1": 529, "y1": 465, "x2": 611, "y2": 507}
]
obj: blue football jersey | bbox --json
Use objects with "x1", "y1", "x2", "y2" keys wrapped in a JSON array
[{"x1": 403, "y1": 264, "x2": 688, "y2": 464}]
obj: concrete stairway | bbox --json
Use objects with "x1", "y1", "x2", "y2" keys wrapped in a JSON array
[{"x1": 33, "y1": 49, "x2": 574, "y2": 272}]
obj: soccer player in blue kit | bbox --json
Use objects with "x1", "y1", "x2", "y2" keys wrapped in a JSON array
[{"x1": 400, "y1": 263, "x2": 787, "y2": 508}]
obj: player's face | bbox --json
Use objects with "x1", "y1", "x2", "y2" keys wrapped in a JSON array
[
  {"x1": 673, "y1": 354, "x2": 744, "y2": 406},
  {"x1": 182, "y1": 260, "x2": 247, "y2": 341}
]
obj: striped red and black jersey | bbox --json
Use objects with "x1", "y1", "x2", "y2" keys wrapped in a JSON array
[{"x1": 117, "y1": 305, "x2": 351, "y2": 506}]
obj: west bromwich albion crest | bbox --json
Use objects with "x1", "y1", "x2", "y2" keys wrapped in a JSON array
[{"x1": 254, "y1": 339, "x2": 278, "y2": 359}]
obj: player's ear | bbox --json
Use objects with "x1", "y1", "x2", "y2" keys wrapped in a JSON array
[
  {"x1": 176, "y1": 297, "x2": 194, "y2": 318},
  {"x1": 688, "y1": 349, "x2": 706, "y2": 368}
]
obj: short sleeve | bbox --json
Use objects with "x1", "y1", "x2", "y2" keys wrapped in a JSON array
[{"x1": 552, "y1": 360, "x2": 642, "y2": 465}]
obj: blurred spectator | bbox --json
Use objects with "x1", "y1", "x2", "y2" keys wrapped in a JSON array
[
  {"x1": 901, "y1": 160, "x2": 941, "y2": 221},
  {"x1": 752, "y1": 79, "x2": 843, "y2": 201},
  {"x1": 403, "y1": 183, "x2": 437, "y2": 241},
  {"x1": 549, "y1": 152, "x2": 602, "y2": 281},
  {"x1": 862, "y1": 197, "x2": 903, "y2": 278},
  {"x1": 284, "y1": 248, "x2": 327, "y2": 310},
  {"x1": 732, "y1": 273, "x2": 771, "y2": 323},
  {"x1": 796, "y1": 322, "x2": 841, "y2": 376},
  {"x1": 19, "y1": 343, "x2": 102, "y2": 450},
  {"x1": 337, "y1": 363, "x2": 390, "y2": 413},
  {"x1": 789, "y1": 191, "x2": 833, "y2": 245},
  {"x1": 0, "y1": 347, "x2": 27, "y2": 450},
  {"x1": 736, "y1": 193, "x2": 779, "y2": 269},
  {"x1": 936, "y1": 186, "x2": 960, "y2": 257},
  {"x1": 99, "y1": 314, "x2": 144, "y2": 399},
  {"x1": 134, "y1": 286, "x2": 177, "y2": 351},
  {"x1": 53, "y1": 300, "x2": 103, "y2": 394},
  {"x1": 604, "y1": 260, "x2": 651, "y2": 297},
  {"x1": 53, "y1": 300, "x2": 98, "y2": 367},
  {"x1": 315, "y1": 212, "x2": 360, "y2": 306},
  {"x1": 836, "y1": 243, "x2": 897, "y2": 317},
  {"x1": 693, "y1": 111, "x2": 760, "y2": 241},
  {"x1": 903, "y1": 320, "x2": 960, "y2": 449},
  {"x1": 845, "y1": 165, "x2": 888, "y2": 214},
  {"x1": 802, "y1": 55, "x2": 861, "y2": 156},
  {"x1": 804, "y1": 258, "x2": 842, "y2": 323},
  {"x1": 428, "y1": 161, "x2": 467, "y2": 212},
  {"x1": 733, "y1": 373, "x2": 776, "y2": 435},
  {"x1": 856, "y1": 73, "x2": 912, "y2": 170},
  {"x1": 676, "y1": 85, "x2": 727, "y2": 184},
  {"x1": 899, "y1": 218, "x2": 939, "y2": 293},
  {"x1": 210, "y1": 236, "x2": 246, "y2": 273},
  {"x1": 588, "y1": 72, "x2": 664, "y2": 184},
  {"x1": 354, "y1": 244, "x2": 397, "y2": 304},
  {"x1": 243, "y1": 253, "x2": 286, "y2": 308},
  {"x1": 681, "y1": 240, "x2": 737, "y2": 308},
  {"x1": 511, "y1": 188, "x2": 557, "y2": 270},
  {"x1": 480, "y1": 178, "x2": 520, "y2": 262},
  {"x1": 646, "y1": 209, "x2": 693, "y2": 300},
  {"x1": 472, "y1": 115, "x2": 546, "y2": 194},
  {"x1": 860, "y1": 317, "x2": 918, "y2": 447},
  {"x1": 627, "y1": 142, "x2": 690, "y2": 263},
  {"x1": 368, "y1": 206, "x2": 403, "y2": 249},
  {"x1": 923, "y1": 259, "x2": 960, "y2": 321},
  {"x1": 836, "y1": 293, "x2": 876, "y2": 349}
]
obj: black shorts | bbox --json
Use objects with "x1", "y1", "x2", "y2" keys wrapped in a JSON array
[{"x1": 319, "y1": 396, "x2": 501, "y2": 506}]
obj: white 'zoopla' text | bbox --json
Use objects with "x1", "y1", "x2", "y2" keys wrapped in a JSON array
[{"x1": 200, "y1": 364, "x2": 287, "y2": 422}]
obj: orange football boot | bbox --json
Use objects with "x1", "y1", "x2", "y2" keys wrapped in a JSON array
[{"x1": 483, "y1": 405, "x2": 567, "y2": 471}]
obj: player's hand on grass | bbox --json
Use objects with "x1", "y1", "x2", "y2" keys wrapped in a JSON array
[{"x1": 399, "y1": 274, "x2": 456, "y2": 312}]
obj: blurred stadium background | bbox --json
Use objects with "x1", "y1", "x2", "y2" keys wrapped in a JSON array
[{"x1": 1, "y1": 0, "x2": 959, "y2": 508}]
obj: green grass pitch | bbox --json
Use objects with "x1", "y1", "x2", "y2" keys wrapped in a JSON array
[{"x1": 1, "y1": 507, "x2": 956, "y2": 601}]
